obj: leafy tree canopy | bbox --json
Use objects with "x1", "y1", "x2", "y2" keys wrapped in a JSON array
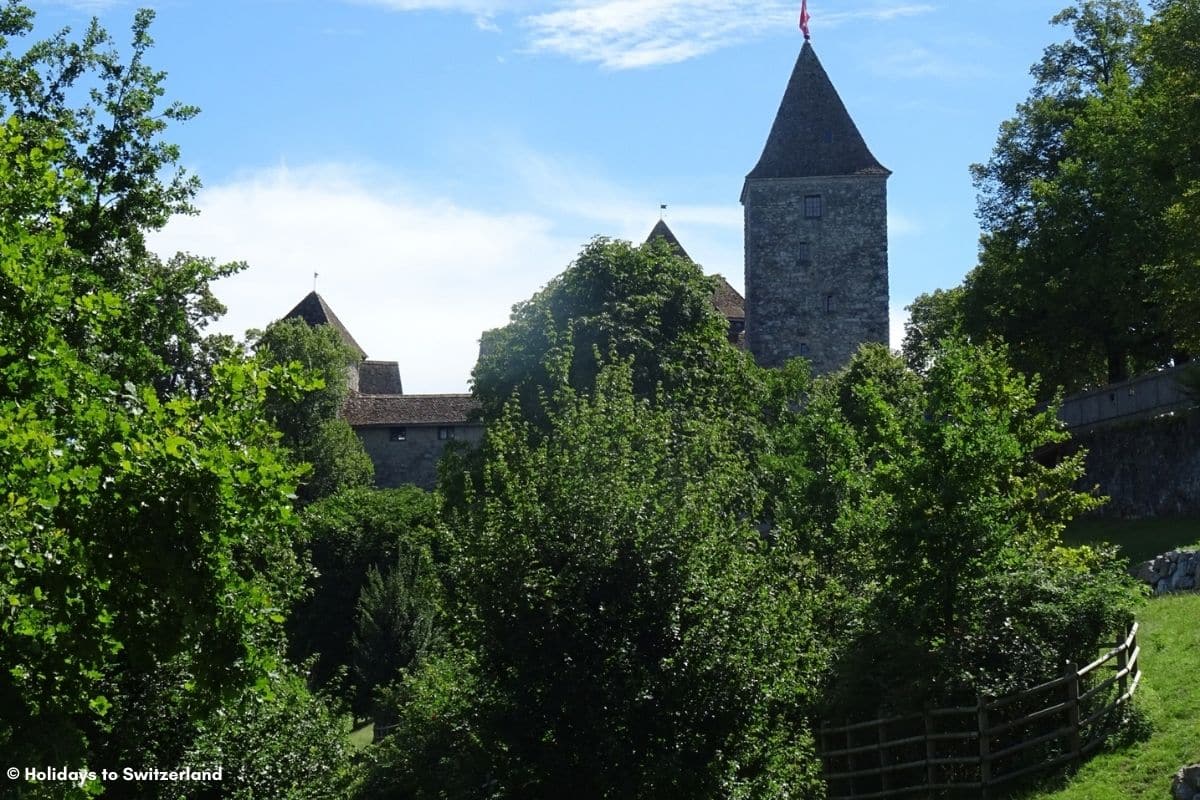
[
  {"x1": 908, "y1": 0, "x2": 1199, "y2": 393},
  {"x1": 471, "y1": 236, "x2": 751, "y2": 425}
]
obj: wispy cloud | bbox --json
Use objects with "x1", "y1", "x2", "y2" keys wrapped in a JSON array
[
  {"x1": 349, "y1": 0, "x2": 935, "y2": 69},
  {"x1": 870, "y1": 40, "x2": 994, "y2": 81},
  {"x1": 524, "y1": 1, "x2": 936, "y2": 69}
]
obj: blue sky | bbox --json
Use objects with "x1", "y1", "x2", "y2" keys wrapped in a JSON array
[{"x1": 36, "y1": 0, "x2": 1092, "y2": 392}]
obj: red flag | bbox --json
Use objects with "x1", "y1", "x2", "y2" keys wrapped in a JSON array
[{"x1": 800, "y1": 0, "x2": 811, "y2": 40}]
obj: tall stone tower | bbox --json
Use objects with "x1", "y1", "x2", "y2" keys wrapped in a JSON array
[{"x1": 742, "y1": 41, "x2": 890, "y2": 374}]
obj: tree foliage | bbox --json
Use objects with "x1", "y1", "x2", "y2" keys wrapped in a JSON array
[
  {"x1": 0, "y1": 118, "x2": 308, "y2": 784},
  {"x1": 472, "y1": 236, "x2": 748, "y2": 424},
  {"x1": 372, "y1": 363, "x2": 829, "y2": 799},
  {"x1": 289, "y1": 487, "x2": 441, "y2": 700},
  {"x1": 0, "y1": 3, "x2": 239, "y2": 396},
  {"x1": 253, "y1": 318, "x2": 374, "y2": 502},
  {"x1": 351, "y1": 551, "x2": 436, "y2": 721},
  {"x1": 797, "y1": 342, "x2": 1140, "y2": 716},
  {"x1": 909, "y1": 0, "x2": 1199, "y2": 393}
]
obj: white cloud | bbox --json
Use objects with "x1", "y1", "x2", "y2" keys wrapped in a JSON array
[
  {"x1": 149, "y1": 164, "x2": 579, "y2": 394},
  {"x1": 350, "y1": 0, "x2": 936, "y2": 69},
  {"x1": 889, "y1": 210, "x2": 920, "y2": 237},
  {"x1": 890, "y1": 304, "x2": 909, "y2": 352}
]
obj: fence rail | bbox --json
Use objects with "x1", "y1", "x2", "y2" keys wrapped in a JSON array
[{"x1": 820, "y1": 623, "x2": 1141, "y2": 799}]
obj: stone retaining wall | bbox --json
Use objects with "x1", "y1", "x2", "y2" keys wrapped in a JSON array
[{"x1": 1132, "y1": 550, "x2": 1200, "y2": 595}]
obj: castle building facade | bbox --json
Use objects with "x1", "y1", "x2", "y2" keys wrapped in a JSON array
[{"x1": 275, "y1": 39, "x2": 888, "y2": 489}]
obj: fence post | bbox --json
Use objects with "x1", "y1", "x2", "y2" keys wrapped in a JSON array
[
  {"x1": 1116, "y1": 627, "x2": 1129, "y2": 699},
  {"x1": 977, "y1": 694, "x2": 991, "y2": 799},
  {"x1": 1065, "y1": 660, "x2": 1081, "y2": 768},
  {"x1": 924, "y1": 706, "x2": 936, "y2": 790}
]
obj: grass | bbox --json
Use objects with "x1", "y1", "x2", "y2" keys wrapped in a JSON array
[
  {"x1": 1019, "y1": 592, "x2": 1200, "y2": 800},
  {"x1": 348, "y1": 719, "x2": 375, "y2": 751},
  {"x1": 1062, "y1": 516, "x2": 1200, "y2": 565}
]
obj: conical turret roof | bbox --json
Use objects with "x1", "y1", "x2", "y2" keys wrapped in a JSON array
[
  {"x1": 283, "y1": 291, "x2": 368, "y2": 360},
  {"x1": 645, "y1": 218, "x2": 692, "y2": 261},
  {"x1": 747, "y1": 41, "x2": 889, "y2": 180}
]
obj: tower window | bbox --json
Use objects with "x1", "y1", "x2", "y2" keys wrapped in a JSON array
[
  {"x1": 389, "y1": 427, "x2": 407, "y2": 442},
  {"x1": 438, "y1": 426, "x2": 456, "y2": 441},
  {"x1": 825, "y1": 294, "x2": 835, "y2": 313},
  {"x1": 797, "y1": 242, "x2": 811, "y2": 265},
  {"x1": 804, "y1": 195, "x2": 823, "y2": 219},
  {"x1": 799, "y1": 342, "x2": 811, "y2": 356}
]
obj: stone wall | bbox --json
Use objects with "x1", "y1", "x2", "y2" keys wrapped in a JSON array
[
  {"x1": 356, "y1": 423, "x2": 484, "y2": 490},
  {"x1": 1058, "y1": 365, "x2": 1192, "y2": 431},
  {"x1": 1071, "y1": 409, "x2": 1200, "y2": 518},
  {"x1": 742, "y1": 174, "x2": 888, "y2": 374},
  {"x1": 1132, "y1": 550, "x2": 1200, "y2": 595}
]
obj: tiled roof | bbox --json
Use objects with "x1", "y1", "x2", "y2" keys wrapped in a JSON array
[
  {"x1": 342, "y1": 393, "x2": 480, "y2": 426},
  {"x1": 358, "y1": 360, "x2": 403, "y2": 395},
  {"x1": 747, "y1": 42, "x2": 889, "y2": 180},
  {"x1": 645, "y1": 219, "x2": 692, "y2": 261},
  {"x1": 711, "y1": 274, "x2": 745, "y2": 320},
  {"x1": 283, "y1": 291, "x2": 368, "y2": 360}
]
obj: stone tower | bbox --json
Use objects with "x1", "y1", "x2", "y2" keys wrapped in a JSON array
[{"x1": 742, "y1": 41, "x2": 890, "y2": 374}]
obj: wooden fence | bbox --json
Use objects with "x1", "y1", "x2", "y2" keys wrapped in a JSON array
[{"x1": 819, "y1": 623, "x2": 1142, "y2": 799}]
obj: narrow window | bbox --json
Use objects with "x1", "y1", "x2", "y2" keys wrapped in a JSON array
[
  {"x1": 797, "y1": 242, "x2": 811, "y2": 265},
  {"x1": 389, "y1": 427, "x2": 407, "y2": 442},
  {"x1": 825, "y1": 294, "x2": 834, "y2": 313},
  {"x1": 804, "y1": 195, "x2": 823, "y2": 219},
  {"x1": 799, "y1": 342, "x2": 811, "y2": 356},
  {"x1": 438, "y1": 426, "x2": 455, "y2": 441}
]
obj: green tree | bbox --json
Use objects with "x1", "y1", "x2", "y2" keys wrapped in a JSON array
[
  {"x1": 0, "y1": 3, "x2": 240, "y2": 396},
  {"x1": 800, "y1": 342, "x2": 1138, "y2": 717},
  {"x1": 253, "y1": 318, "x2": 374, "y2": 502},
  {"x1": 371, "y1": 364, "x2": 829, "y2": 799},
  {"x1": 351, "y1": 551, "x2": 436, "y2": 721},
  {"x1": 966, "y1": 0, "x2": 1159, "y2": 391},
  {"x1": 289, "y1": 487, "x2": 441, "y2": 696},
  {"x1": 472, "y1": 236, "x2": 748, "y2": 424},
  {"x1": 0, "y1": 120, "x2": 308, "y2": 787},
  {"x1": 1138, "y1": 0, "x2": 1200, "y2": 357},
  {"x1": 901, "y1": 286, "x2": 965, "y2": 373}
]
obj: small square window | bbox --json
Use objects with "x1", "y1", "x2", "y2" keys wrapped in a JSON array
[
  {"x1": 804, "y1": 195, "x2": 823, "y2": 219},
  {"x1": 799, "y1": 342, "x2": 811, "y2": 356},
  {"x1": 389, "y1": 427, "x2": 407, "y2": 442},
  {"x1": 797, "y1": 242, "x2": 811, "y2": 265},
  {"x1": 438, "y1": 426, "x2": 455, "y2": 441}
]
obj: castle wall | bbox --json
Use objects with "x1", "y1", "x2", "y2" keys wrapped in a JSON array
[
  {"x1": 356, "y1": 424, "x2": 484, "y2": 490},
  {"x1": 743, "y1": 174, "x2": 889, "y2": 374},
  {"x1": 1072, "y1": 409, "x2": 1200, "y2": 518}
]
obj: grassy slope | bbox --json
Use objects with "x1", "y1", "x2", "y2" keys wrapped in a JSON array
[
  {"x1": 1062, "y1": 516, "x2": 1200, "y2": 565},
  {"x1": 1023, "y1": 517, "x2": 1200, "y2": 799},
  {"x1": 1021, "y1": 593, "x2": 1200, "y2": 800}
]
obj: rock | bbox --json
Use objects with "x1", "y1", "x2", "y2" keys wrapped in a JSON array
[
  {"x1": 1173, "y1": 764, "x2": 1200, "y2": 800},
  {"x1": 1135, "y1": 560, "x2": 1160, "y2": 584},
  {"x1": 1156, "y1": 578, "x2": 1170, "y2": 595}
]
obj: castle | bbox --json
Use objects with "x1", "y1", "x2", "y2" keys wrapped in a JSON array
[{"x1": 282, "y1": 40, "x2": 889, "y2": 489}]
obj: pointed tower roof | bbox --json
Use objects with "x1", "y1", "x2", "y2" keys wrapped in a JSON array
[
  {"x1": 283, "y1": 291, "x2": 368, "y2": 360},
  {"x1": 747, "y1": 42, "x2": 889, "y2": 180},
  {"x1": 644, "y1": 219, "x2": 746, "y2": 324},
  {"x1": 645, "y1": 219, "x2": 692, "y2": 261}
]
